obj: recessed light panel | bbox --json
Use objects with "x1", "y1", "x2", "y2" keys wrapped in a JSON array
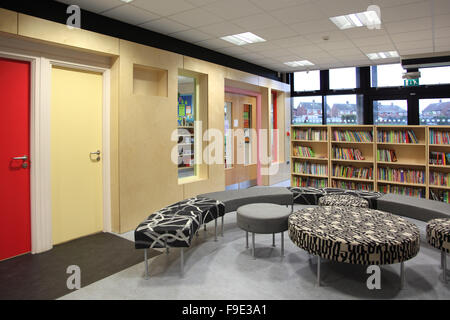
[
  {"x1": 284, "y1": 60, "x2": 315, "y2": 67},
  {"x1": 366, "y1": 51, "x2": 399, "y2": 60},
  {"x1": 120, "y1": 0, "x2": 134, "y2": 3},
  {"x1": 330, "y1": 10, "x2": 381, "y2": 30},
  {"x1": 221, "y1": 32, "x2": 266, "y2": 46}
]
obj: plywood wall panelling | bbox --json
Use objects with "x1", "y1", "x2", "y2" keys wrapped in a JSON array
[
  {"x1": 226, "y1": 68, "x2": 259, "y2": 86},
  {"x1": 119, "y1": 40, "x2": 184, "y2": 232},
  {"x1": 110, "y1": 57, "x2": 120, "y2": 233},
  {"x1": 0, "y1": 8, "x2": 18, "y2": 35},
  {"x1": 18, "y1": 14, "x2": 119, "y2": 56}
]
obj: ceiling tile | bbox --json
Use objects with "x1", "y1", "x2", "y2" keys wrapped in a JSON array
[
  {"x1": 434, "y1": 27, "x2": 450, "y2": 39},
  {"x1": 196, "y1": 22, "x2": 245, "y2": 37},
  {"x1": 343, "y1": 27, "x2": 389, "y2": 39},
  {"x1": 381, "y1": 1, "x2": 432, "y2": 23},
  {"x1": 168, "y1": 8, "x2": 223, "y2": 28},
  {"x1": 169, "y1": 29, "x2": 212, "y2": 42},
  {"x1": 304, "y1": 30, "x2": 349, "y2": 43},
  {"x1": 384, "y1": 17, "x2": 432, "y2": 34},
  {"x1": 251, "y1": 25, "x2": 297, "y2": 41},
  {"x1": 139, "y1": 18, "x2": 190, "y2": 34},
  {"x1": 249, "y1": 0, "x2": 309, "y2": 11},
  {"x1": 203, "y1": 0, "x2": 263, "y2": 20},
  {"x1": 132, "y1": 0, "x2": 195, "y2": 16},
  {"x1": 244, "y1": 41, "x2": 283, "y2": 52},
  {"x1": 397, "y1": 47, "x2": 434, "y2": 55},
  {"x1": 195, "y1": 38, "x2": 233, "y2": 50},
  {"x1": 434, "y1": 36, "x2": 450, "y2": 47},
  {"x1": 318, "y1": 40, "x2": 358, "y2": 51},
  {"x1": 270, "y1": 36, "x2": 313, "y2": 48},
  {"x1": 376, "y1": 0, "x2": 428, "y2": 8},
  {"x1": 395, "y1": 39, "x2": 433, "y2": 50},
  {"x1": 262, "y1": 48, "x2": 292, "y2": 58},
  {"x1": 185, "y1": 0, "x2": 218, "y2": 6},
  {"x1": 358, "y1": 43, "x2": 397, "y2": 53},
  {"x1": 315, "y1": 0, "x2": 371, "y2": 17},
  {"x1": 232, "y1": 13, "x2": 282, "y2": 31},
  {"x1": 288, "y1": 44, "x2": 326, "y2": 55},
  {"x1": 434, "y1": 14, "x2": 450, "y2": 29},
  {"x1": 103, "y1": 5, "x2": 160, "y2": 25},
  {"x1": 390, "y1": 30, "x2": 432, "y2": 43},
  {"x1": 57, "y1": 0, "x2": 123, "y2": 13},
  {"x1": 289, "y1": 19, "x2": 338, "y2": 35},
  {"x1": 351, "y1": 35, "x2": 394, "y2": 47},
  {"x1": 434, "y1": 0, "x2": 450, "y2": 15},
  {"x1": 271, "y1": 3, "x2": 325, "y2": 24}
]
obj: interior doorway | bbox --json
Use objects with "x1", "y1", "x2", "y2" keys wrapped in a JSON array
[{"x1": 224, "y1": 92, "x2": 257, "y2": 189}]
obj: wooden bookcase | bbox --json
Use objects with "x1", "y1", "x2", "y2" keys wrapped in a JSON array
[
  {"x1": 178, "y1": 126, "x2": 195, "y2": 171},
  {"x1": 428, "y1": 126, "x2": 450, "y2": 203},
  {"x1": 291, "y1": 125, "x2": 329, "y2": 188},
  {"x1": 290, "y1": 125, "x2": 450, "y2": 202}
]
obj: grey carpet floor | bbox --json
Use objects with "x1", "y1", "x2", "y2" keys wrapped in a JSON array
[{"x1": 59, "y1": 206, "x2": 450, "y2": 300}]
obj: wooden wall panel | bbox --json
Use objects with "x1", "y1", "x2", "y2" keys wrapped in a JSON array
[
  {"x1": 110, "y1": 57, "x2": 120, "y2": 233},
  {"x1": 0, "y1": 8, "x2": 18, "y2": 35},
  {"x1": 18, "y1": 14, "x2": 119, "y2": 56}
]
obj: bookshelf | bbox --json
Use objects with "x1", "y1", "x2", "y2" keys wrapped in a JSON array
[
  {"x1": 178, "y1": 126, "x2": 195, "y2": 171},
  {"x1": 428, "y1": 126, "x2": 450, "y2": 203},
  {"x1": 330, "y1": 125, "x2": 375, "y2": 191},
  {"x1": 291, "y1": 126, "x2": 329, "y2": 188},
  {"x1": 289, "y1": 125, "x2": 450, "y2": 202}
]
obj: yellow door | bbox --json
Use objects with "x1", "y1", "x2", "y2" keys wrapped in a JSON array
[{"x1": 51, "y1": 66, "x2": 104, "y2": 245}]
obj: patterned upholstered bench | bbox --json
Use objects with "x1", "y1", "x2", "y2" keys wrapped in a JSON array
[
  {"x1": 288, "y1": 206, "x2": 420, "y2": 287},
  {"x1": 135, "y1": 197, "x2": 225, "y2": 277},
  {"x1": 426, "y1": 219, "x2": 450, "y2": 283},
  {"x1": 318, "y1": 194, "x2": 369, "y2": 208}
]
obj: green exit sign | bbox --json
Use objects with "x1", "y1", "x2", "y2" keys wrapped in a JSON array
[{"x1": 404, "y1": 78, "x2": 419, "y2": 86}]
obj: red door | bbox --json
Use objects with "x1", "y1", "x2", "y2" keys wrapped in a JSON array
[{"x1": 0, "y1": 57, "x2": 31, "y2": 261}]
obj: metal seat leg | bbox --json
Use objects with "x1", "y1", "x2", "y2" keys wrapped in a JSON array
[
  {"x1": 221, "y1": 216, "x2": 224, "y2": 237},
  {"x1": 272, "y1": 233, "x2": 276, "y2": 247},
  {"x1": 252, "y1": 232, "x2": 256, "y2": 259},
  {"x1": 144, "y1": 249, "x2": 149, "y2": 279},
  {"x1": 281, "y1": 232, "x2": 284, "y2": 257},
  {"x1": 180, "y1": 248, "x2": 184, "y2": 276},
  {"x1": 443, "y1": 250, "x2": 448, "y2": 284},
  {"x1": 214, "y1": 219, "x2": 218, "y2": 241},
  {"x1": 400, "y1": 262, "x2": 405, "y2": 289},
  {"x1": 246, "y1": 231, "x2": 249, "y2": 249},
  {"x1": 317, "y1": 256, "x2": 321, "y2": 287}
]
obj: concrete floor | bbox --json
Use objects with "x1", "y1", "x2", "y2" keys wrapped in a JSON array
[{"x1": 60, "y1": 206, "x2": 450, "y2": 300}]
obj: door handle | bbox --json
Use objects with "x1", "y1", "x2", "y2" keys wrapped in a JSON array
[
  {"x1": 90, "y1": 150, "x2": 101, "y2": 161},
  {"x1": 12, "y1": 155, "x2": 28, "y2": 161}
]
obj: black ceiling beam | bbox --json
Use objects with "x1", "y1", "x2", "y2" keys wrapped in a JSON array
[
  {"x1": 0, "y1": 0, "x2": 281, "y2": 81},
  {"x1": 402, "y1": 55, "x2": 450, "y2": 69}
]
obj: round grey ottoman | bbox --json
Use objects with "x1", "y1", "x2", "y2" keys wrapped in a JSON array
[{"x1": 236, "y1": 203, "x2": 291, "y2": 258}]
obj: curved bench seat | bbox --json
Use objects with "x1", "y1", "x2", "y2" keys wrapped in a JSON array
[
  {"x1": 377, "y1": 193, "x2": 450, "y2": 222},
  {"x1": 198, "y1": 186, "x2": 293, "y2": 213}
]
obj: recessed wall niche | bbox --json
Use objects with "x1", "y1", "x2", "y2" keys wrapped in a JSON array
[{"x1": 133, "y1": 64, "x2": 168, "y2": 97}]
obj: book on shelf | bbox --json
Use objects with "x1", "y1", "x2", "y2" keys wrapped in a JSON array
[
  {"x1": 377, "y1": 129, "x2": 419, "y2": 144},
  {"x1": 429, "y1": 152, "x2": 450, "y2": 165},
  {"x1": 333, "y1": 130, "x2": 373, "y2": 142},
  {"x1": 429, "y1": 129, "x2": 450, "y2": 145},
  {"x1": 293, "y1": 128, "x2": 327, "y2": 141},
  {"x1": 377, "y1": 149, "x2": 397, "y2": 162},
  {"x1": 332, "y1": 165, "x2": 373, "y2": 180},
  {"x1": 429, "y1": 171, "x2": 450, "y2": 187},
  {"x1": 331, "y1": 180, "x2": 374, "y2": 191},
  {"x1": 378, "y1": 184, "x2": 425, "y2": 198},
  {"x1": 292, "y1": 146, "x2": 316, "y2": 158},
  {"x1": 293, "y1": 162, "x2": 328, "y2": 175},
  {"x1": 430, "y1": 189, "x2": 450, "y2": 203},
  {"x1": 377, "y1": 167, "x2": 425, "y2": 184},
  {"x1": 332, "y1": 147, "x2": 365, "y2": 160},
  {"x1": 292, "y1": 176, "x2": 327, "y2": 188}
]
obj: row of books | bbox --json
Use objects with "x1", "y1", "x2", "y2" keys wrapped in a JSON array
[
  {"x1": 293, "y1": 129, "x2": 327, "y2": 141},
  {"x1": 332, "y1": 165, "x2": 373, "y2": 180},
  {"x1": 332, "y1": 147, "x2": 365, "y2": 160},
  {"x1": 429, "y1": 152, "x2": 450, "y2": 166},
  {"x1": 429, "y1": 129, "x2": 450, "y2": 145},
  {"x1": 377, "y1": 149, "x2": 397, "y2": 162},
  {"x1": 378, "y1": 185, "x2": 425, "y2": 198},
  {"x1": 292, "y1": 176, "x2": 328, "y2": 188},
  {"x1": 429, "y1": 189, "x2": 450, "y2": 203},
  {"x1": 331, "y1": 180, "x2": 374, "y2": 191},
  {"x1": 429, "y1": 171, "x2": 450, "y2": 187},
  {"x1": 293, "y1": 162, "x2": 328, "y2": 175},
  {"x1": 377, "y1": 129, "x2": 419, "y2": 144},
  {"x1": 377, "y1": 168, "x2": 425, "y2": 184},
  {"x1": 292, "y1": 146, "x2": 316, "y2": 158},
  {"x1": 333, "y1": 130, "x2": 373, "y2": 143}
]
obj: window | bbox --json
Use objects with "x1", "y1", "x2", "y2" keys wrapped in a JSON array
[
  {"x1": 419, "y1": 66, "x2": 450, "y2": 85},
  {"x1": 371, "y1": 63, "x2": 404, "y2": 87},
  {"x1": 292, "y1": 96, "x2": 323, "y2": 124},
  {"x1": 420, "y1": 98, "x2": 450, "y2": 125},
  {"x1": 325, "y1": 94, "x2": 363, "y2": 124},
  {"x1": 177, "y1": 74, "x2": 196, "y2": 179},
  {"x1": 373, "y1": 100, "x2": 408, "y2": 125},
  {"x1": 329, "y1": 67, "x2": 356, "y2": 90},
  {"x1": 293, "y1": 70, "x2": 320, "y2": 92}
]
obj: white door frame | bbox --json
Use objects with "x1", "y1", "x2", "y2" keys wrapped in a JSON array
[
  {"x1": 42, "y1": 58, "x2": 112, "y2": 243},
  {"x1": 0, "y1": 49, "x2": 111, "y2": 254}
]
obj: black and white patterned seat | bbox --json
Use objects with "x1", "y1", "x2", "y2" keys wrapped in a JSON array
[
  {"x1": 134, "y1": 197, "x2": 225, "y2": 249},
  {"x1": 288, "y1": 187, "x2": 324, "y2": 205},
  {"x1": 318, "y1": 194, "x2": 369, "y2": 208}
]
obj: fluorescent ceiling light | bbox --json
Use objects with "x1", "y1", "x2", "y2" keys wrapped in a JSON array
[
  {"x1": 330, "y1": 10, "x2": 381, "y2": 30},
  {"x1": 366, "y1": 51, "x2": 399, "y2": 60},
  {"x1": 120, "y1": 0, "x2": 134, "y2": 3},
  {"x1": 284, "y1": 60, "x2": 315, "y2": 67},
  {"x1": 221, "y1": 32, "x2": 266, "y2": 46}
]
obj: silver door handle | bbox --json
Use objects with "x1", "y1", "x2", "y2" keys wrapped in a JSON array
[
  {"x1": 12, "y1": 155, "x2": 28, "y2": 161},
  {"x1": 90, "y1": 151, "x2": 101, "y2": 156}
]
